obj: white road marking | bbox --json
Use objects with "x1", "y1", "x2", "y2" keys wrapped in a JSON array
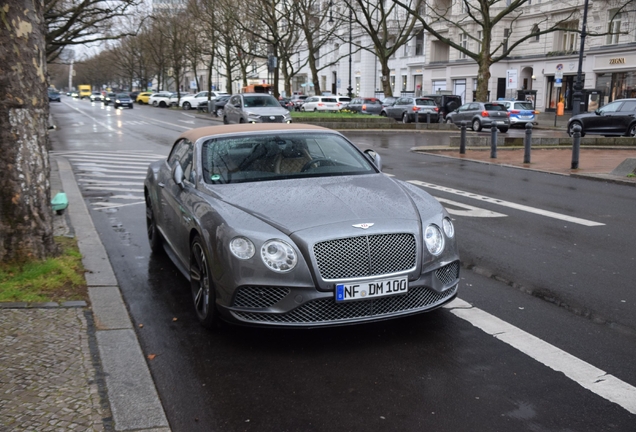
[
  {"x1": 436, "y1": 197, "x2": 507, "y2": 218},
  {"x1": 445, "y1": 298, "x2": 636, "y2": 414},
  {"x1": 408, "y1": 180, "x2": 605, "y2": 226}
]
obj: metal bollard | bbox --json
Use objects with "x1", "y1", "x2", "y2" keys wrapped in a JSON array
[
  {"x1": 571, "y1": 124, "x2": 581, "y2": 169},
  {"x1": 460, "y1": 121, "x2": 467, "y2": 154},
  {"x1": 524, "y1": 122, "x2": 533, "y2": 163},
  {"x1": 490, "y1": 125, "x2": 498, "y2": 159},
  {"x1": 415, "y1": 109, "x2": 419, "y2": 124},
  {"x1": 426, "y1": 112, "x2": 430, "y2": 124}
]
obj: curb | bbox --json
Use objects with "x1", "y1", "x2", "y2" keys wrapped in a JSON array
[{"x1": 54, "y1": 156, "x2": 171, "y2": 432}]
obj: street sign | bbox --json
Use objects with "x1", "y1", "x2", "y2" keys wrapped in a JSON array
[
  {"x1": 506, "y1": 69, "x2": 518, "y2": 89},
  {"x1": 555, "y1": 71, "x2": 563, "y2": 79},
  {"x1": 555, "y1": 78, "x2": 562, "y2": 88}
]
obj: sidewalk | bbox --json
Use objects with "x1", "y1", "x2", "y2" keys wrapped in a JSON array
[{"x1": 0, "y1": 157, "x2": 170, "y2": 431}]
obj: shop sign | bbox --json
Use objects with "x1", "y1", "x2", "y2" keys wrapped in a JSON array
[{"x1": 609, "y1": 57, "x2": 626, "y2": 65}]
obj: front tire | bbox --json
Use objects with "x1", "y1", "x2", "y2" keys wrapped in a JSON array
[
  {"x1": 402, "y1": 113, "x2": 410, "y2": 124},
  {"x1": 190, "y1": 236, "x2": 218, "y2": 329},
  {"x1": 216, "y1": 108, "x2": 223, "y2": 117},
  {"x1": 627, "y1": 123, "x2": 636, "y2": 137},
  {"x1": 152, "y1": 101, "x2": 158, "y2": 107},
  {"x1": 159, "y1": 101, "x2": 166, "y2": 108}
]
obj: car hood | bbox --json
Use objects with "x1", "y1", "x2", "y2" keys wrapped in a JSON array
[
  {"x1": 206, "y1": 174, "x2": 441, "y2": 234},
  {"x1": 243, "y1": 107, "x2": 290, "y2": 116}
]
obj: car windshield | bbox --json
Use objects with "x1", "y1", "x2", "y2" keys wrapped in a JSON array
[
  {"x1": 116, "y1": 93, "x2": 129, "y2": 98},
  {"x1": 243, "y1": 96, "x2": 280, "y2": 108},
  {"x1": 201, "y1": 132, "x2": 377, "y2": 184},
  {"x1": 416, "y1": 99, "x2": 436, "y2": 106},
  {"x1": 484, "y1": 103, "x2": 506, "y2": 111}
]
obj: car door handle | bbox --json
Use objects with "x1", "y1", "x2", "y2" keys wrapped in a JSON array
[{"x1": 158, "y1": 182, "x2": 165, "y2": 188}]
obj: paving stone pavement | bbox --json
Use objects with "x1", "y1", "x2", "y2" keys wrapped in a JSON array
[{"x1": 0, "y1": 308, "x2": 112, "y2": 431}]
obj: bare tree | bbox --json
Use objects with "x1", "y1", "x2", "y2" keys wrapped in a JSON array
[
  {"x1": 333, "y1": 0, "x2": 422, "y2": 97},
  {"x1": 44, "y1": 0, "x2": 146, "y2": 62},
  {"x1": 1, "y1": 0, "x2": 58, "y2": 262},
  {"x1": 392, "y1": 0, "x2": 584, "y2": 101}
]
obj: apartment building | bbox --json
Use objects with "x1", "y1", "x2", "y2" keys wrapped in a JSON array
[{"x1": 303, "y1": 0, "x2": 636, "y2": 113}]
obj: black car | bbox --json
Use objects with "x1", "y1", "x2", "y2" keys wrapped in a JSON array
[
  {"x1": 113, "y1": 93, "x2": 134, "y2": 109},
  {"x1": 421, "y1": 94, "x2": 462, "y2": 122},
  {"x1": 129, "y1": 91, "x2": 140, "y2": 100},
  {"x1": 567, "y1": 98, "x2": 636, "y2": 137},
  {"x1": 103, "y1": 92, "x2": 117, "y2": 105},
  {"x1": 48, "y1": 90, "x2": 61, "y2": 102},
  {"x1": 198, "y1": 95, "x2": 231, "y2": 117},
  {"x1": 279, "y1": 98, "x2": 294, "y2": 109}
]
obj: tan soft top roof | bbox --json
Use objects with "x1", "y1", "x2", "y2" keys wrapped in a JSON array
[{"x1": 179, "y1": 123, "x2": 330, "y2": 143}]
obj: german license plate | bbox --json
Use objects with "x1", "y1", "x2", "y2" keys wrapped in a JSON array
[{"x1": 335, "y1": 276, "x2": 408, "y2": 302}]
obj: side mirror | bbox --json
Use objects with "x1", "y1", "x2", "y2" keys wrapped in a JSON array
[
  {"x1": 172, "y1": 163, "x2": 184, "y2": 188},
  {"x1": 364, "y1": 149, "x2": 382, "y2": 171}
]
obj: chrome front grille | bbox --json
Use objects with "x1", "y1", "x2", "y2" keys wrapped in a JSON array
[
  {"x1": 313, "y1": 233, "x2": 416, "y2": 280},
  {"x1": 233, "y1": 286, "x2": 291, "y2": 308},
  {"x1": 232, "y1": 285, "x2": 457, "y2": 325},
  {"x1": 260, "y1": 115, "x2": 284, "y2": 123},
  {"x1": 435, "y1": 261, "x2": 460, "y2": 286}
]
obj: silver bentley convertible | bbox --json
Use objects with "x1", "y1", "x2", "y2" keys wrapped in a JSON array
[{"x1": 144, "y1": 124, "x2": 460, "y2": 328}]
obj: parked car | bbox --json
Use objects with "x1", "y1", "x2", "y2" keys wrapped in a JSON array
[
  {"x1": 136, "y1": 92, "x2": 153, "y2": 104},
  {"x1": 301, "y1": 96, "x2": 340, "y2": 112},
  {"x1": 335, "y1": 95, "x2": 352, "y2": 109},
  {"x1": 498, "y1": 100, "x2": 538, "y2": 127},
  {"x1": 567, "y1": 98, "x2": 636, "y2": 137},
  {"x1": 144, "y1": 123, "x2": 460, "y2": 328},
  {"x1": 113, "y1": 93, "x2": 134, "y2": 109},
  {"x1": 180, "y1": 91, "x2": 228, "y2": 110},
  {"x1": 211, "y1": 95, "x2": 231, "y2": 117},
  {"x1": 223, "y1": 93, "x2": 292, "y2": 124},
  {"x1": 129, "y1": 91, "x2": 140, "y2": 101},
  {"x1": 383, "y1": 96, "x2": 439, "y2": 123},
  {"x1": 71, "y1": 91, "x2": 79, "y2": 98},
  {"x1": 346, "y1": 97, "x2": 383, "y2": 115},
  {"x1": 279, "y1": 98, "x2": 295, "y2": 110},
  {"x1": 380, "y1": 96, "x2": 398, "y2": 112},
  {"x1": 446, "y1": 101, "x2": 510, "y2": 132},
  {"x1": 103, "y1": 92, "x2": 117, "y2": 105},
  {"x1": 48, "y1": 90, "x2": 61, "y2": 102},
  {"x1": 291, "y1": 95, "x2": 308, "y2": 111},
  {"x1": 148, "y1": 92, "x2": 175, "y2": 107},
  {"x1": 89, "y1": 91, "x2": 103, "y2": 102},
  {"x1": 421, "y1": 94, "x2": 462, "y2": 122}
]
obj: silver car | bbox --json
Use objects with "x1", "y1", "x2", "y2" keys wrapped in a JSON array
[
  {"x1": 144, "y1": 124, "x2": 460, "y2": 329},
  {"x1": 446, "y1": 101, "x2": 510, "y2": 132},
  {"x1": 223, "y1": 93, "x2": 292, "y2": 124}
]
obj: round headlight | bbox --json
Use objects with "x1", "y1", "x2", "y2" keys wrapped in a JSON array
[
  {"x1": 261, "y1": 240, "x2": 297, "y2": 272},
  {"x1": 230, "y1": 237, "x2": 255, "y2": 259},
  {"x1": 442, "y1": 217, "x2": 455, "y2": 238},
  {"x1": 425, "y1": 224, "x2": 444, "y2": 256}
]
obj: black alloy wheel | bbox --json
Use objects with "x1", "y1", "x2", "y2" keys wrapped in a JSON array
[
  {"x1": 145, "y1": 195, "x2": 163, "y2": 254},
  {"x1": 190, "y1": 236, "x2": 218, "y2": 329}
]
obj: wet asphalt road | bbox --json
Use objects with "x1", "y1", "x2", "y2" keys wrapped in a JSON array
[{"x1": 50, "y1": 99, "x2": 636, "y2": 431}]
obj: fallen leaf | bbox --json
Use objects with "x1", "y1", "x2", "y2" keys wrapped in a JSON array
[
  {"x1": 147, "y1": 354, "x2": 156, "y2": 360},
  {"x1": 172, "y1": 317, "x2": 178, "y2": 322},
  {"x1": 138, "y1": 323, "x2": 144, "y2": 328}
]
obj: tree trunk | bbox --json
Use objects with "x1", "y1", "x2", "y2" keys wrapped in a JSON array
[
  {"x1": 380, "y1": 58, "x2": 393, "y2": 98},
  {"x1": 475, "y1": 58, "x2": 492, "y2": 102},
  {"x1": 0, "y1": 0, "x2": 58, "y2": 262}
]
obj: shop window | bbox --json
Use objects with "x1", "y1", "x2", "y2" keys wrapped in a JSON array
[
  {"x1": 503, "y1": 28, "x2": 509, "y2": 53},
  {"x1": 402, "y1": 75, "x2": 407, "y2": 92},
  {"x1": 606, "y1": 9, "x2": 622, "y2": 45}
]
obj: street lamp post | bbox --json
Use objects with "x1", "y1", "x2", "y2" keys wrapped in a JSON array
[{"x1": 571, "y1": 0, "x2": 589, "y2": 116}]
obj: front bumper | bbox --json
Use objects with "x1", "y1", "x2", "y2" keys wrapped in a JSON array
[{"x1": 219, "y1": 260, "x2": 460, "y2": 328}]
